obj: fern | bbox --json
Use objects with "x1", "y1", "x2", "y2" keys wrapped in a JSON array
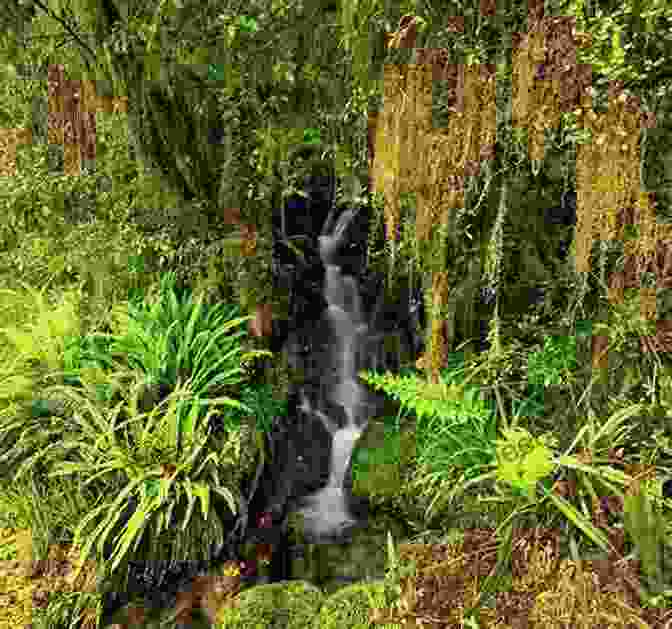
[
  {"x1": 358, "y1": 368, "x2": 471, "y2": 424},
  {"x1": 358, "y1": 367, "x2": 499, "y2": 478}
]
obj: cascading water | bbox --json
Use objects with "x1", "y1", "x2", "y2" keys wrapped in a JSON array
[{"x1": 290, "y1": 207, "x2": 375, "y2": 543}]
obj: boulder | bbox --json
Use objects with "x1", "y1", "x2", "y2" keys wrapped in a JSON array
[
  {"x1": 214, "y1": 578, "x2": 399, "y2": 629},
  {"x1": 215, "y1": 580, "x2": 325, "y2": 629},
  {"x1": 285, "y1": 512, "x2": 410, "y2": 595},
  {"x1": 349, "y1": 416, "x2": 425, "y2": 525},
  {"x1": 311, "y1": 579, "x2": 398, "y2": 629}
]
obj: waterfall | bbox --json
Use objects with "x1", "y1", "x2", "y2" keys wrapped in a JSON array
[{"x1": 291, "y1": 211, "x2": 374, "y2": 542}]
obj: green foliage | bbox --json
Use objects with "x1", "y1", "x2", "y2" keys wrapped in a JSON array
[
  {"x1": 49, "y1": 271, "x2": 276, "y2": 458},
  {"x1": 1, "y1": 2, "x2": 670, "y2": 625},
  {"x1": 0, "y1": 148, "x2": 70, "y2": 252},
  {"x1": 90, "y1": 271, "x2": 268, "y2": 388},
  {"x1": 593, "y1": 293, "x2": 658, "y2": 355},
  {"x1": 510, "y1": 384, "x2": 546, "y2": 419},
  {"x1": 352, "y1": 423, "x2": 401, "y2": 469},
  {"x1": 223, "y1": 382, "x2": 289, "y2": 434},
  {"x1": 0, "y1": 270, "x2": 277, "y2": 597},
  {"x1": 0, "y1": 281, "x2": 84, "y2": 380},
  {"x1": 359, "y1": 367, "x2": 475, "y2": 424},
  {"x1": 16, "y1": 376, "x2": 243, "y2": 589},
  {"x1": 564, "y1": 0, "x2": 672, "y2": 94},
  {"x1": 526, "y1": 335, "x2": 578, "y2": 387},
  {"x1": 359, "y1": 365, "x2": 499, "y2": 482},
  {"x1": 0, "y1": 75, "x2": 166, "y2": 322},
  {"x1": 623, "y1": 480, "x2": 672, "y2": 603},
  {"x1": 0, "y1": 58, "x2": 34, "y2": 129},
  {"x1": 61, "y1": 331, "x2": 117, "y2": 379},
  {"x1": 494, "y1": 427, "x2": 556, "y2": 497},
  {"x1": 237, "y1": 14, "x2": 259, "y2": 34},
  {"x1": 31, "y1": 590, "x2": 101, "y2": 629}
]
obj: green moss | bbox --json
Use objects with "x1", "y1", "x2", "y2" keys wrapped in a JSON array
[
  {"x1": 215, "y1": 580, "x2": 325, "y2": 629},
  {"x1": 312, "y1": 580, "x2": 396, "y2": 629},
  {"x1": 350, "y1": 417, "x2": 423, "y2": 522}
]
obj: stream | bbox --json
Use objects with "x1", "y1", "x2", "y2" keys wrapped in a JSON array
[{"x1": 287, "y1": 206, "x2": 377, "y2": 544}]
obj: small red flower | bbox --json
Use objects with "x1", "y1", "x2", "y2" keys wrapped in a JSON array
[
  {"x1": 256, "y1": 512, "x2": 273, "y2": 529},
  {"x1": 239, "y1": 559, "x2": 257, "y2": 577}
]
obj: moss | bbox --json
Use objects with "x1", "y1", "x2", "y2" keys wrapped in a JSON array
[
  {"x1": 351, "y1": 417, "x2": 424, "y2": 522},
  {"x1": 215, "y1": 580, "x2": 325, "y2": 629},
  {"x1": 312, "y1": 580, "x2": 396, "y2": 629},
  {"x1": 215, "y1": 579, "x2": 397, "y2": 629}
]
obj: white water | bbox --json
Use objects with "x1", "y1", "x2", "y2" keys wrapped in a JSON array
[{"x1": 293, "y1": 210, "x2": 372, "y2": 541}]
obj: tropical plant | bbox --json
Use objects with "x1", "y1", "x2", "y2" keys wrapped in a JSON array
[
  {"x1": 60, "y1": 331, "x2": 120, "y2": 404},
  {"x1": 494, "y1": 425, "x2": 557, "y2": 497},
  {"x1": 0, "y1": 280, "x2": 107, "y2": 487},
  {"x1": 62, "y1": 332, "x2": 116, "y2": 376},
  {"x1": 468, "y1": 404, "x2": 650, "y2": 558},
  {"x1": 0, "y1": 467, "x2": 113, "y2": 564},
  {"x1": 79, "y1": 271, "x2": 273, "y2": 433},
  {"x1": 10, "y1": 374, "x2": 247, "y2": 592},
  {"x1": 0, "y1": 267, "x2": 278, "y2": 599}
]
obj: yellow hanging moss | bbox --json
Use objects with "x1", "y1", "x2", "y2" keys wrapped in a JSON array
[
  {"x1": 374, "y1": 63, "x2": 406, "y2": 243},
  {"x1": 416, "y1": 133, "x2": 456, "y2": 242},
  {"x1": 427, "y1": 271, "x2": 449, "y2": 382},
  {"x1": 415, "y1": 62, "x2": 433, "y2": 139},
  {"x1": 575, "y1": 86, "x2": 649, "y2": 278},
  {"x1": 636, "y1": 190, "x2": 657, "y2": 264}
]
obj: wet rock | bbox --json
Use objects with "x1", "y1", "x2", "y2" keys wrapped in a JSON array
[
  {"x1": 318, "y1": 205, "x2": 370, "y2": 275},
  {"x1": 348, "y1": 417, "x2": 424, "y2": 524},
  {"x1": 290, "y1": 405, "x2": 333, "y2": 499},
  {"x1": 545, "y1": 189, "x2": 577, "y2": 227},
  {"x1": 358, "y1": 272, "x2": 426, "y2": 362}
]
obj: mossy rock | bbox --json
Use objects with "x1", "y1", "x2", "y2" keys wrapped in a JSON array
[
  {"x1": 351, "y1": 417, "x2": 425, "y2": 523},
  {"x1": 351, "y1": 418, "x2": 416, "y2": 492},
  {"x1": 286, "y1": 514, "x2": 410, "y2": 592},
  {"x1": 215, "y1": 580, "x2": 325, "y2": 629},
  {"x1": 311, "y1": 580, "x2": 397, "y2": 629}
]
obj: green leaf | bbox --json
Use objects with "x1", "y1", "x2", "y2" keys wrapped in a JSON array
[
  {"x1": 181, "y1": 478, "x2": 197, "y2": 532},
  {"x1": 623, "y1": 484, "x2": 666, "y2": 593},
  {"x1": 144, "y1": 478, "x2": 160, "y2": 498},
  {"x1": 543, "y1": 487, "x2": 612, "y2": 553},
  {"x1": 110, "y1": 495, "x2": 163, "y2": 574},
  {"x1": 303, "y1": 128, "x2": 321, "y2": 144},
  {"x1": 192, "y1": 481, "x2": 210, "y2": 521},
  {"x1": 211, "y1": 486, "x2": 237, "y2": 515},
  {"x1": 238, "y1": 15, "x2": 258, "y2": 33}
]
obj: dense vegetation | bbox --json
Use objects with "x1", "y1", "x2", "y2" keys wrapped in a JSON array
[{"x1": 1, "y1": 0, "x2": 672, "y2": 628}]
